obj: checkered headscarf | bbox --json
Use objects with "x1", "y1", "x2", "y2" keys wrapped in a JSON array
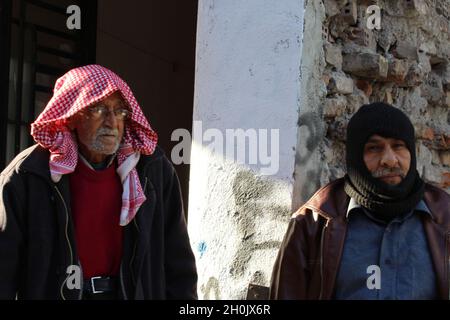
[{"x1": 31, "y1": 64, "x2": 158, "y2": 226}]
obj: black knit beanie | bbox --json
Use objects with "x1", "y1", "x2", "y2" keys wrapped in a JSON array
[{"x1": 344, "y1": 102, "x2": 425, "y2": 222}]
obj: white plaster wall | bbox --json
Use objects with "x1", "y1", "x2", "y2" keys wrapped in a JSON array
[
  {"x1": 291, "y1": 0, "x2": 328, "y2": 210},
  {"x1": 189, "y1": 0, "x2": 305, "y2": 299}
]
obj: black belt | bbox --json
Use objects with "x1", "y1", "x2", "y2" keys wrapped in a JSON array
[{"x1": 83, "y1": 276, "x2": 118, "y2": 294}]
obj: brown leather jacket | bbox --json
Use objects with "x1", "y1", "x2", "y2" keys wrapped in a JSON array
[{"x1": 270, "y1": 178, "x2": 450, "y2": 300}]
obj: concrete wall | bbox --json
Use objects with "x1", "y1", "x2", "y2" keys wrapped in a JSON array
[
  {"x1": 189, "y1": 0, "x2": 304, "y2": 299},
  {"x1": 292, "y1": 0, "x2": 331, "y2": 210}
]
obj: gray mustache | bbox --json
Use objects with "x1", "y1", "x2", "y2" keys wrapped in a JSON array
[
  {"x1": 371, "y1": 167, "x2": 405, "y2": 178},
  {"x1": 95, "y1": 127, "x2": 119, "y2": 138}
]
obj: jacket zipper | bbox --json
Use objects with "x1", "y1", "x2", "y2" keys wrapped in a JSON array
[
  {"x1": 129, "y1": 218, "x2": 139, "y2": 285},
  {"x1": 54, "y1": 185, "x2": 76, "y2": 300},
  {"x1": 54, "y1": 185, "x2": 85, "y2": 300},
  {"x1": 120, "y1": 261, "x2": 128, "y2": 300},
  {"x1": 318, "y1": 218, "x2": 330, "y2": 300},
  {"x1": 121, "y1": 176, "x2": 146, "y2": 299}
]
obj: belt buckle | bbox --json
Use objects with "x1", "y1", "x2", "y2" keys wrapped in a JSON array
[{"x1": 90, "y1": 276, "x2": 104, "y2": 294}]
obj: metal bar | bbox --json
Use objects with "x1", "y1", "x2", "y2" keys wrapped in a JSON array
[
  {"x1": 0, "y1": 0, "x2": 12, "y2": 169},
  {"x1": 33, "y1": 22, "x2": 80, "y2": 41},
  {"x1": 12, "y1": 18, "x2": 80, "y2": 41},
  {"x1": 28, "y1": 25, "x2": 37, "y2": 146},
  {"x1": 7, "y1": 119, "x2": 32, "y2": 126},
  {"x1": 14, "y1": 0, "x2": 26, "y2": 155},
  {"x1": 37, "y1": 45, "x2": 81, "y2": 60},
  {"x1": 25, "y1": 0, "x2": 66, "y2": 15},
  {"x1": 36, "y1": 63, "x2": 66, "y2": 77},
  {"x1": 35, "y1": 84, "x2": 53, "y2": 93}
]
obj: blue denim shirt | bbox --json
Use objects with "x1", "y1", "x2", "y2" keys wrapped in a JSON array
[{"x1": 334, "y1": 198, "x2": 437, "y2": 300}]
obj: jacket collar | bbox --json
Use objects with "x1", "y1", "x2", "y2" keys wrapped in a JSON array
[
  {"x1": 299, "y1": 178, "x2": 349, "y2": 220},
  {"x1": 423, "y1": 184, "x2": 450, "y2": 226}
]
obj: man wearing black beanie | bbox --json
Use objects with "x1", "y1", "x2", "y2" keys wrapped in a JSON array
[
  {"x1": 344, "y1": 102, "x2": 425, "y2": 222},
  {"x1": 270, "y1": 102, "x2": 450, "y2": 300}
]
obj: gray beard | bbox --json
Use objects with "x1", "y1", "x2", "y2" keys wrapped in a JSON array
[{"x1": 89, "y1": 127, "x2": 121, "y2": 155}]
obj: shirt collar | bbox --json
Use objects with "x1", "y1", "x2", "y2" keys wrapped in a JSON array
[
  {"x1": 78, "y1": 152, "x2": 116, "y2": 170},
  {"x1": 346, "y1": 198, "x2": 433, "y2": 220}
]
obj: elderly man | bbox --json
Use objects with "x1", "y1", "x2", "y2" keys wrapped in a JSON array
[
  {"x1": 270, "y1": 102, "x2": 450, "y2": 300},
  {"x1": 0, "y1": 65, "x2": 197, "y2": 300}
]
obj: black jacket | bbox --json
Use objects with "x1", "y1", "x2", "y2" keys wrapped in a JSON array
[{"x1": 0, "y1": 145, "x2": 197, "y2": 299}]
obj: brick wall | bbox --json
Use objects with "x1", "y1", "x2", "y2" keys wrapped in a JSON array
[{"x1": 318, "y1": 0, "x2": 449, "y2": 193}]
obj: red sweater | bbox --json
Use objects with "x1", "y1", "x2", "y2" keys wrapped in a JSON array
[{"x1": 69, "y1": 158, "x2": 123, "y2": 279}]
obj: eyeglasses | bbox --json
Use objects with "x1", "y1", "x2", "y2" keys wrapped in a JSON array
[{"x1": 86, "y1": 105, "x2": 130, "y2": 121}]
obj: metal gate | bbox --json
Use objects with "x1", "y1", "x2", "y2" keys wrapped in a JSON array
[{"x1": 0, "y1": 0, "x2": 97, "y2": 169}]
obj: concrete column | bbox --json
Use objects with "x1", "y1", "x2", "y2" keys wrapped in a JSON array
[{"x1": 188, "y1": 0, "x2": 305, "y2": 299}]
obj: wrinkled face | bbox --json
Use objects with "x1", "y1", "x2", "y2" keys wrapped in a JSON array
[
  {"x1": 68, "y1": 91, "x2": 128, "y2": 163},
  {"x1": 363, "y1": 134, "x2": 411, "y2": 186}
]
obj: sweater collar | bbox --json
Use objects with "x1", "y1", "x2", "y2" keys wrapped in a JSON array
[{"x1": 78, "y1": 152, "x2": 116, "y2": 171}]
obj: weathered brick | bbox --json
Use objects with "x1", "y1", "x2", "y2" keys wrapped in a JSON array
[
  {"x1": 322, "y1": 24, "x2": 330, "y2": 41},
  {"x1": 418, "y1": 52, "x2": 432, "y2": 74},
  {"x1": 417, "y1": 143, "x2": 433, "y2": 174},
  {"x1": 358, "y1": 0, "x2": 378, "y2": 4},
  {"x1": 340, "y1": 0, "x2": 358, "y2": 24},
  {"x1": 326, "y1": 119, "x2": 347, "y2": 142},
  {"x1": 346, "y1": 27, "x2": 376, "y2": 49},
  {"x1": 429, "y1": 55, "x2": 447, "y2": 66},
  {"x1": 422, "y1": 73, "x2": 444, "y2": 106},
  {"x1": 342, "y1": 53, "x2": 388, "y2": 79},
  {"x1": 419, "y1": 41, "x2": 437, "y2": 56},
  {"x1": 324, "y1": 43, "x2": 343, "y2": 69},
  {"x1": 384, "y1": 91, "x2": 394, "y2": 104},
  {"x1": 329, "y1": 14, "x2": 351, "y2": 39},
  {"x1": 346, "y1": 87, "x2": 369, "y2": 113},
  {"x1": 328, "y1": 72, "x2": 354, "y2": 94},
  {"x1": 385, "y1": 59, "x2": 410, "y2": 83},
  {"x1": 405, "y1": 0, "x2": 429, "y2": 15},
  {"x1": 439, "y1": 151, "x2": 450, "y2": 167},
  {"x1": 423, "y1": 84, "x2": 444, "y2": 106},
  {"x1": 416, "y1": 124, "x2": 435, "y2": 141},
  {"x1": 403, "y1": 65, "x2": 422, "y2": 87},
  {"x1": 355, "y1": 79, "x2": 372, "y2": 97},
  {"x1": 324, "y1": 96, "x2": 347, "y2": 118},
  {"x1": 378, "y1": 29, "x2": 397, "y2": 53},
  {"x1": 322, "y1": 73, "x2": 331, "y2": 86},
  {"x1": 403, "y1": 55, "x2": 431, "y2": 87},
  {"x1": 443, "y1": 83, "x2": 450, "y2": 93},
  {"x1": 424, "y1": 133, "x2": 450, "y2": 150},
  {"x1": 393, "y1": 42, "x2": 418, "y2": 60},
  {"x1": 431, "y1": 149, "x2": 441, "y2": 165},
  {"x1": 324, "y1": 0, "x2": 340, "y2": 17},
  {"x1": 442, "y1": 65, "x2": 450, "y2": 89}
]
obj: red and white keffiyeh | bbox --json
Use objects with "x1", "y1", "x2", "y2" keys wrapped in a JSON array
[{"x1": 31, "y1": 64, "x2": 158, "y2": 226}]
